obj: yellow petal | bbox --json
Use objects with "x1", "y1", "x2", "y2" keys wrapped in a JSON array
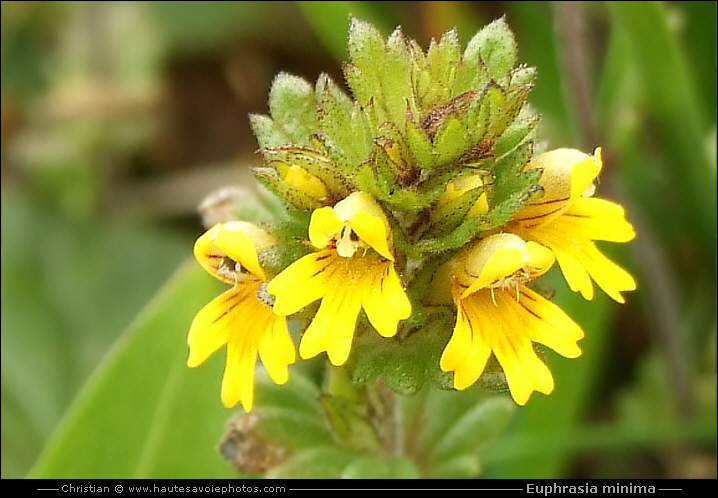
[
  {"x1": 552, "y1": 243, "x2": 595, "y2": 300},
  {"x1": 307, "y1": 192, "x2": 394, "y2": 259},
  {"x1": 187, "y1": 287, "x2": 245, "y2": 367},
  {"x1": 308, "y1": 207, "x2": 343, "y2": 249},
  {"x1": 470, "y1": 247, "x2": 524, "y2": 294},
  {"x1": 221, "y1": 294, "x2": 278, "y2": 410},
  {"x1": 592, "y1": 147, "x2": 604, "y2": 177},
  {"x1": 467, "y1": 192, "x2": 489, "y2": 217},
  {"x1": 459, "y1": 234, "x2": 525, "y2": 293},
  {"x1": 571, "y1": 148, "x2": 602, "y2": 199},
  {"x1": 268, "y1": 250, "x2": 335, "y2": 316},
  {"x1": 350, "y1": 211, "x2": 394, "y2": 261},
  {"x1": 285, "y1": 165, "x2": 329, "y2": 202},
  {"x1": 501, "y1": 286, "x2": 584, "y2": 358},
  {"x1": 526, "y1": 240, "x2": 556, "y2": 275},
  {"x1": 361, "y1": 261, "x2": 411, "y2": 337},
  {"x1": 334, "y1": 191, "x2": 388, "y2": 226},
  {"x1": 441, "y1": 297, "x2": 492, "y2": 390},
  {"x1": 460, "y1": 234, "x2": 554, "y2": 297},
  {"x1": 531, "y1": 224, "x2": 636, "y2": 303},
  {"x1": 188, "y1": 279, "x2": 290, "y2": 412},
  {"x1": 581, "y1": 241, "x2": 637, "y2": 303},
  {"x1": 438, "y1": 175, "x2": 490, "y2": 218},
  {"x1": 299, "y1": 277, "x2": 363, "y2": 365},
  {"x1": 194, "y1": 222, "x2": 274, "y2": 281},
  {"x1": 439, "y1": 174, "x2": 485, "y2": 203},
  {"x1": 494, "y1": 334, "x2": 555, "y2": 406},
  {"x1": 442, "y1": 285, "x2": 577, "y2": 403},
  {"x1": 222, "y1": 333, "x2": 260, "y2": 411},
  {"x1": 513, "y1": 148, "x2": 601, "y2": 228},
  {"x1": 257, "y1": 314, "x2": 296, "y2": 386},
  {"x1": 335, "y1": 192, "x2": 394, "y2": 258},
  {"x1": 480, "y1": 293, "x2": 554, "y2": 404},
  {"x1": 561, "y1": 197, "x2": 636, "y2": 242},
  {"x1": 272, "y1": 246, "x2": 408, "y2": 365},
  {"x1": 439, "y1": 304, "x2": 473, "y2": 373}
]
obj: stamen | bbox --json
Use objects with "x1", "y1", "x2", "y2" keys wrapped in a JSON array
[
  {"x1": 335, "y1": 223, "x2": 366, "y2": 258},
  {"x1": 488, "y1": 268, "x2": 530, "y2": 305},
  {"x1": 217, "y1": 256, "x2": 246, "y2": 286}
]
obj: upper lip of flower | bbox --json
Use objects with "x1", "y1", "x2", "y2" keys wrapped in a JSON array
[
  {"x1": 512, "y1": 147, "x2": 604, "y2": 228},
  {"x1": 195, "y1": 221, "x2": 276, "y2": 282},
  {"x1": 308, "y1": 191, "x2": 395, "y2": 261},
  {"x1": 456, "y1": 233, "x2": 555, "y2": 299}
]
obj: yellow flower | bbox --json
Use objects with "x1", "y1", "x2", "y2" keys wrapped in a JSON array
[
  {"x1": 440, "y1": 233, "x2": 584, "y2": 405},
  {"x1": 188, "y1": 222, "x2": 295, "y2": 412},
  {"x1": 511, "y1": 147, "x2": 637, "y2": 302},
  {"x1": 436, "y1": 174, "x2": 490, "y2": 218},
  {"x1": 284, "y1": 165, "x2": 329, "y2": 203},
  {"x1": 267, "y1": 191, "x2": 412, "y2": 366}
]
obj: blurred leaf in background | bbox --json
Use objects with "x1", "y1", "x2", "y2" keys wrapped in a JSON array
[{"x1": 1, "y1": 0, "x2": 715, "y2": 479}]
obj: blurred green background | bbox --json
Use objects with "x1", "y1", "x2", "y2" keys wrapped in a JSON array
[{"x1": 2, "y1": 1, "x2": 715, "y2": 479}]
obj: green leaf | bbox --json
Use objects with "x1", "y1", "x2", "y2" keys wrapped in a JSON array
[
  {"x1": 407, "y1": 387, "x2": 513, "y2": 478},
  {"x1": 345, "y1": 19, "x2": 413, "y2": 128},
  {"x1": 316, "y1": 74, "x2": 375, "y2": 173},
  {"x1": 254, "y1": 364, "x2": 322, "y2": 416},
  {"x1": 354, "y1": 163, "x2": 385, "y2": 201},
  {"x1": 414, "y1": 216, "x2": 486, "y2": 256},
  {"x1": 320, "y1": 394, "x2": 382, "y2": 453},
  {"x1": 349, "y1": 318, "x2": 453, "y2": 395},
  {"x1": 486, "y1": 85, "x2": 532, "y2": 139},
  {"x1": 507, "y1": 65, "x2": 537, "y2": 87},
  {"x1": 424, "y1": 29, "x2": 462, "y2": 104},
  {"x1": 433, "y1": 115, "x2": 471, "y2": 168},
  {"x1": 341, "y1": 455, "x2": 421, "y2": 479},
  {"x1": 489, "y1": 139, "x2": 535, "y2": 207},
  {"x1": 1, "y1": 193, "x2": 191, "y2": 478},
  {"x1": 430, "y1": 396, "x2": 514, "y2": 462},
  {"x1": 406, "y1": 118, "x2": 435, "y2": 169},
  {"x1": 427, "y1": 184, "x2": 487, "y2": 236},
  {"x1": 380, "y1": 27, "x2": 413, "y2": 129},
  {"x1": 29, "y1": 262, "x2": 239, "y2": 478},
  {"x1": 464, "y1": 16, "x2": 518, "y2": 81},
  {"x1": 492, "y1": 112, "x2": 540, "y2": 158},
  {"x1": 427, "y1": 454, "x2": 481, "y2": 479},
  {"x1": 248, "y1": 114, "x2": 284, "y2": 150},
  {"x1": 251, "y1": 72, "x2": 318, "y2": 148},
  {"x1": 375, "y1": 121, "x2": 416, "y2": 184},
  {"x1": 475, "y1": 81, "x2": 505, "y2": 140},
  {"x1": 251, "y1": 372, "x2": 333, "y2": 451},
  {"x1": 265, "y1": 446, "x2": 356, "y2": 479},
  {"x1": 268, "y1": 72, "x2": 318, "y2": 143},
  {"x1": 254, "y1": 405, "x2": 333, "y2": 451},
  {"x1": 346, "y1": 17, "x2": 386, "y2": 105}
]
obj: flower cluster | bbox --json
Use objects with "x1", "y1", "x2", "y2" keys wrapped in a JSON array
[{"x1": 186, "y1": 18, "x2": 636, "y2": 412}]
